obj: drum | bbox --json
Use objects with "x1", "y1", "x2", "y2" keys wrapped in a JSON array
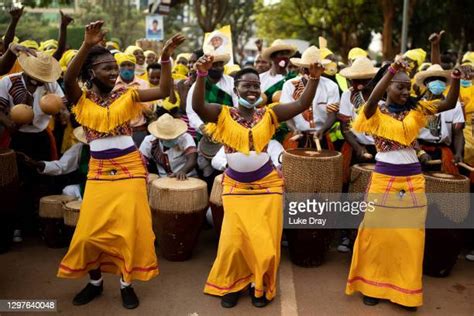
[
  {"x1": 39, "y1": 195, "x2": 76, "y2": 248},
  {"x1": 0, "y1": 149, "x2": 19, "y2": 253},
  {"x1": 209, "y1": 174, "x2": 224, "y2": 236},
  {"x1": 63, "y1": 200, "x2": 82, "y2": 242},
  {"x1": 149, "y1": 177, "x2": 208, "y2": 261},
  {"x1": 282, "y1": 149, "x2": 343, "y2": 267},
  {"x1": 348, "y1": 163, "x2": 375, "y2": 194},
  {"x1": 423, "y1": 172, "x2": 470, "y2": 277},
  {"x1": 147, "y1": 173, "x2": 160, "y2": 198}
]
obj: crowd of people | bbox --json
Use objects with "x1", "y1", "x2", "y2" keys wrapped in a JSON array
[{"x1": 0, "y1": 6, "x2": 473, "y2": 312}]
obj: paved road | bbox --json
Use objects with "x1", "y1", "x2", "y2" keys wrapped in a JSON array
[{"x1": 1, "y1": 229, "x2": 473, "y2": 315}]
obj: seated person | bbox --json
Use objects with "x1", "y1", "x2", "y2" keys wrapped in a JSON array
[{"x1": 140, "y1": 114, "x2": 197, "y2": 180}]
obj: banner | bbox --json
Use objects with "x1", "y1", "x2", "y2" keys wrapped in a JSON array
[
  {"x1": 203, "y1": 25, "x2": 233, "y2": 65},
  {"x1": 146, "y1": 15, "x2": 164, "y2": 40}
]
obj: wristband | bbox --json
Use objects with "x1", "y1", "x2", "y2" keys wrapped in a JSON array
[
  {"x1": 197, "y1": 70, "x2": 208, "y2": 77},
  {"x1": 160, "y1": 58, "x2": 171, "y2": 64},
  {"x1": 308, "y1": 75, "x2": 320, "y2": 80},
  {"x1": 388, "y1": 65, "x2": 398, "y2": 75}
]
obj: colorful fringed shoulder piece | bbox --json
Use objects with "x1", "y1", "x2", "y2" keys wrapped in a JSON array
[
  {"x1": 352, "y1": 103, "x2": 427, "y2": 146},
  {"x1": 72, "y1": 89, "x2": 143, "y2": 133},
  {"x1": 204, "y1": 106, "x2": 279, "y2": 154}
]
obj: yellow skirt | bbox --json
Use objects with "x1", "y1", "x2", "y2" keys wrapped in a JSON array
[
  {"x1": 345, "y1": 172, "x2": 426, "y2": 307},
  {"x1": 57, "y1": 150, "x2": 158, "y2": 283},
  {"x1": 204, "y1": 170, "x2": 284, "y2": 300}
]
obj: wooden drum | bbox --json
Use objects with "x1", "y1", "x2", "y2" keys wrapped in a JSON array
[
  {"x1": 423, "y1": 172, "x2": 470, "y2": 277},
  {"x1": 0, "y1": 149, "x2": 20, "y2": 253},
  {"x1": 147, "y1": 173, "x2": 160, "y2": 199},
  {"x1": 348, "y1": 163, "x2": 375, "y2": 194},
  {"x1": 209, "y1": 174, "x2": 224, "y2": 237},
  {"x1": 149, "y1": 177, "x2": 208, "y2": 261},
  {"x1": 282, "y1": 149, "x2": 343, "y2": 267},
  {"x1": 39, "y1": 195, "x2": 76, "y2": 248}
]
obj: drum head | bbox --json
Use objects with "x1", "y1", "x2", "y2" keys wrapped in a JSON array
[
  {"x1": 285, "y1": 148, "x2": 340, "y2": 158},
  {"x1": 41, "y1": 195, "x2": 76, "y2": 203},
  {"x1": 359, "y1": 163, "x2": 376, "y2": 171},
  {"x1": 425, "y1": 172, "x2": 466, "y2": 181},
  {"x1": 152, "y1": 177, "x2": 207, "y2": 191},
  {"x1": 0, "y1": 148, "x2": 13, "y2": 155},
  {"x1": 65, "y1": 200, "x2": 82, "y2": 210}
]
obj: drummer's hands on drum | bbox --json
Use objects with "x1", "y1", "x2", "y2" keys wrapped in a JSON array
[
  {"x1": 355, "y1": 146, "x2": 371, "y2": 161},
  {"x1": 453, "y1": 153, "x2": 463, "y2": 165},
  {"x1": 170, "y1": 170, "x2": 187, "y2": 181},
  {"x1": 15, "y1": 152, "x2": 45, "y2": 171},
  {"x1": 418, "y1": 152, "x2": 432, "y2": 165}
]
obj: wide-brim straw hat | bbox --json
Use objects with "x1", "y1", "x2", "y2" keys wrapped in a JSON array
[
  {"x1": 262, "y1": 39, "x2": 297, "y2": 61},
  {"x1": 339, "y1": 57, "x2": 379, "y2": 79},
  {"x1": 211, "y1": 53, "x2": 231, "y2": 64},
  {"x1": 18, "y1": 51, "x2": 61, "y2": 83},
  {"x1": 414, "y1": 64, "x2": 451, "y2": 89},
  {"x1": 290, "y1": 46, "x2": 331, "y2": 68},
  {"x1": 148, "y1": 113, "x2": 188, "y2": 140},
  {"x1": 73, "y1": 126, "x2": 87, "y2": 144},
  {"x1": 207, "y1": 30, "x2": 229, "y2": 46}
]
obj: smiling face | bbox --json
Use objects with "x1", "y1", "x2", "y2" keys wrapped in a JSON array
[
  {"x1": 146, "y1": 53, "x2": 157, "y2": 65},
  {"x1": 234, "y1": 72, "x2": 261, "y2": 104},
  {"x1": 133, "y1": 50, "x2": 145, "y2": 66},
  {"x1": 210, "y1": 36, "x2": 223, "y2": 49},
  {"x1": 387, "y1": 72, "x2": 411, "y2": 106},
  {"x1": 148, "y1": 68, "x2": 161, "y2": 86},
  {"x1": 91, "y1": 55, "x2": 119, "y2": 90}
]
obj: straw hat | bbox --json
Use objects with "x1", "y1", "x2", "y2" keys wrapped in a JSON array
[
  {"x1": 18, "y1": 52, "x2": 61, "y2": 83},
  {"x1": 339, "y1": 57, "x2": 379, "y2": 79},
  {"x1": 148, "y1": 114, "x2": 188, "y2": 140},
  {"x1": 210, "y1": 53, "x2": 231, "y2": 64},
  {"x1": 262, "y1": 39, "x2": 297, "y2": 61},
  {"x1": 414, "y1": 64, "x2": 451, "y2": 89},
  {"x1": 207, "y1": 30, "x2": 229, "y2": 47},
  {"x1": 290, "y1": 46, "x2": 331, "y2": 68},
  {"x1": 73, "y1": 126, "x2": 87, "y2": 144}
]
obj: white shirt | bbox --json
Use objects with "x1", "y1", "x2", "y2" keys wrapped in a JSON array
[
  {"x1": 41, "y1": 143, "x2": 83, "y2": 175},
  {"x1": 185, "y1": 75, "x2": 237, "y2": 131},
  {"x1": 139, "y1": 133, "x2": 198, "y2": 177},
  {"x1": 417, "y1": 102, "x2": 464, "y2": 145},
  {"x1": 0, "y1": 73, "x2": 66, "y2": 133},
  {"x1": 339, "y1": 89, "x2": 375, "y2": 145},
  {"x1": 259, "y1": 71, "x2": 284, "y2": 93},
  {"x1": 211, "y1": 140, "x2": 284, "y2": 171},
  {"x1": 280, "y1": 76, "x2": 340, "y2": 132}
]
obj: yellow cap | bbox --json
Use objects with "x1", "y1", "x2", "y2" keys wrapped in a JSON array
[
  {"x1": 114, "y1": 53, "x2": 136, "y2": 66},
  {"x1": 124, "y1": 45, "x2": 143, "y2": 55},
  {"x1": 348, "y1": 47, "x2": 368, "y2": 61},
  {"x1": 404, "y1": 48, "x2": 427, "y2": 67},
  {"x1": 320, "y1": 47, "x2": 334, "y2": 59},
  {"x1": 19, "y1": 40, "x2": 39, "y2": 50},
  {"x1": 59, "y1": 49, "x2": 78, "y2": 72}
]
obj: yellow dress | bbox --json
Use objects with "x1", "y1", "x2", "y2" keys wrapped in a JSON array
[{"x1": 461, "y1": 86, "x2": 474, "y2": 165}]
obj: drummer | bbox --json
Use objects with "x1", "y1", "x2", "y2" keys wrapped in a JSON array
[
  {"x1": 16, "y1": 126, "x2": 89, "y2": 199},
  {"x1": 414, "y1": 64, "x2": 465, "y2": 173},
  {"x1": 140, "y1": 113, "x2": 197, "y2": 180},
  {"x1": 280, "y1": 46, "x2": 340, "y2": 148},
  {"x1": 211, "y1": 139, "x2": 283, "y2": 172},
  {"x1": 193, "y1": 55, "x2": 325, "y2": 308}
]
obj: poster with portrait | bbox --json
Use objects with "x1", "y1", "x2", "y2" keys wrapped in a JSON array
[
  {"x1": 203, "y1": 25, "x2": 233, "y2": 65},
  {"x1": 146, "y1": 15, "x2": 164, "y2": 40}
]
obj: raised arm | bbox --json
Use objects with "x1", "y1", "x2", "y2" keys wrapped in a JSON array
[
  {"x1": 3, "y1": 7, "x2": 23, "y2": 53},
  {"x1": 53, "y1": 10, "x2": 74, "y2": 61},
  {"x1": 137, "y1": 34, "x2": 185, "y2": 102},
  {"x1": 0, "y1": 43, "x2": 35, "y2": 75},
  {"x1": 272, "y1": 63, "x2": 324, "y2": 122},
  {"x1": 428, "y1": 30, "x2": 444, "y2": 66},
  {"x1": 64, "y1": 21, "x2": 106, "y2": 104},
  {"x1": 191, "y1": 55, "x2": 222, "y2": 123},
  {"x1": 436, "y1": 66, "x2": 470, "y2": 113}
]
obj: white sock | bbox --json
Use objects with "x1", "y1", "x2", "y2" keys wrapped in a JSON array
[
  {"x1": 120, "y1": 278, "x2": 131, "y2": 289},
  {"x1": 89, "y1": 277, "x2": 103, "y2": 287}
]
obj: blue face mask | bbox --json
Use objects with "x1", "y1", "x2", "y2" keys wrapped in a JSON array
[
  {"x1": 161, "y1": 138, "x2": 179, "y2": 148},
  {"x1": 238, "y1": 96, "x2": 263, "y2": 109},
  {"x1": 427, "y1": 80, "x2": 446, "y2": 95},
  {"x1": 461, "y1": 79, "x2": 472, "y2": 88},
  {"x1": 120, "y1": 69, "x2": 135, "y2": 81}
]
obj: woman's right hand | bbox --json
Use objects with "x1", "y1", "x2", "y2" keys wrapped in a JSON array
[
  {"x1": 84, "y1": 21, "x2": 106, "y2": 47},
  {"x1": 195, "y1": 55, "x2": 214, "y2": 72},
  {"x1": 392, "y1": 55, "x2": 410, "y2": 72}
]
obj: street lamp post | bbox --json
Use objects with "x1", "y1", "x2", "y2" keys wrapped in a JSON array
[{"x1": 401, "y1": 0, "x2": 409, "y2": 53}]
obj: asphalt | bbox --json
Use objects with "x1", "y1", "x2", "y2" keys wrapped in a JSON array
[{"x1": 0, "y1": 228, "x2": 473, "y2": 316}]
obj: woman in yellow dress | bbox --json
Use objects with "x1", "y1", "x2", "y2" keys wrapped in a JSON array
[
  {"x1": 56, "y1": 21, "x2": 184, "y2": 309},
  {"x1": 192, "y1": 54, "x2": 324, "y2": 308},
  {"x1": 345, "y1": 56, "x2": 469, "y2": 310}
]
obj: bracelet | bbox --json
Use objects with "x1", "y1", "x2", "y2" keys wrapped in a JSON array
[
  {"x1": 417, "y1": 150, "x2": 427, "y2": 158},
  {"x1": 197, "y1": 70, "x2": 208, "y2": 77},
  {"x1": 451, "y1": 72, "x2": 461, "y2": 79},
  {"x1": 308, "y1": 75, "x2": 320, "y2": 80},
  {"x1": 160, "y1": 58, "x2": 171, "y2": 64},
  {"x1": 388, "y1": 65, "x2": 398, "y2": 75}
]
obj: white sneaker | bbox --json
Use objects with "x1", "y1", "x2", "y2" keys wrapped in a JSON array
[
  {"x1": 12, "y1": 229, "x2": 22, "y2": 243},
  {"x1": 337, "y1": 237, "x2": 350, "y2": 253},
  {"x1": 466, "y1": 250, "x2": 474, "y2": 262}
]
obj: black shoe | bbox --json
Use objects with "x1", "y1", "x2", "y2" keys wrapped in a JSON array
[
  {"x1": 221, "y1": 292, "x2": 240, "y2": 308},
  {"x1": 72, "y1": 283, "x2": 103, "y2": 306},
  {"x1": 363, "y1": 295, "x2": 379, "y2": 306},
  {"x1": 121, "y1": 286, "x2": 139, "y2": 309},
  {"x1": 399, "y1": 305, "x2": 417, "y2": 312},
  {"x1": 249, "y1": 287, "x2": 269, "y2": 308}
]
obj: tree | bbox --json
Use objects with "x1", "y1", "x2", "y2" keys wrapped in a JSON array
[
  {"x1": 254, "y1": 0, "x2": 381, "y2": 61},
  {"x1": 194, "y1": 0, "x2": 228, "y2": 33}
]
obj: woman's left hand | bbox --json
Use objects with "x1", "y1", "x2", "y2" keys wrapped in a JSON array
[{"x1": 161, "y1": 34, "x2": 186, "y2": 60}]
